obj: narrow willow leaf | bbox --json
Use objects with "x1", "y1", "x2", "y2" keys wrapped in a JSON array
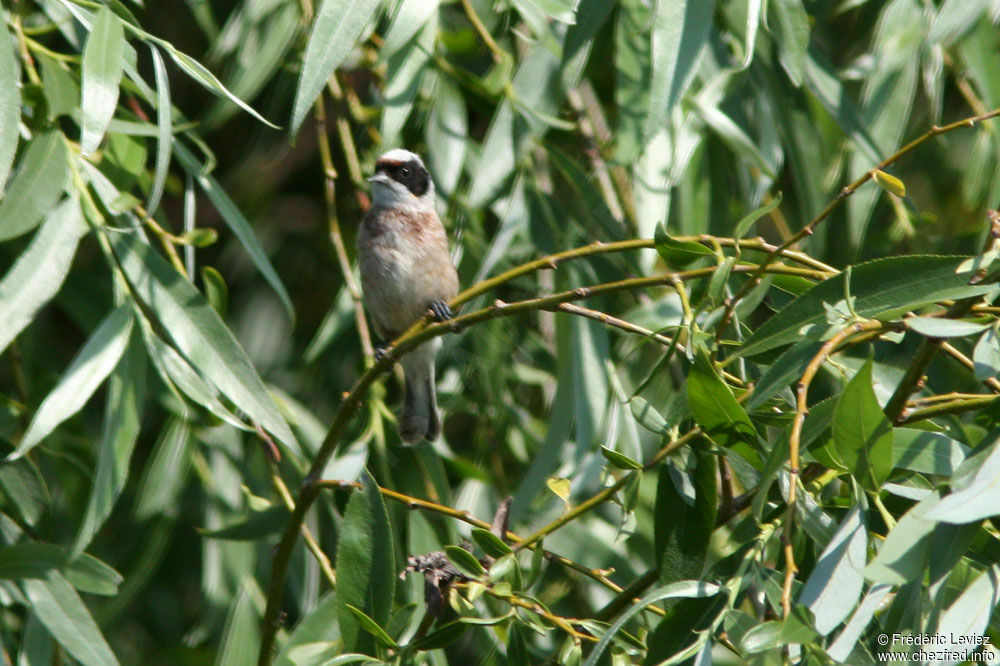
[
  {"x1": 929, "y1": 562, "x2": 1000, "y2": 665},
  {"x1": 380, "y1": 0, "x2": 440, "y2": 58},
  {"x1": 162, "y1": 45, "x2": 277, "y2": 128},
  {"x1": 798, "y1": 501, "x2": 867, "y2": 635},
  {"x1": 11, "y1": 307, "x2": 133, "y2": 460},
  {"x1": 380, "y1": 14, "x2": 435, "y2": 148},
  {"x1": 601, "y1": 446, "x2": 642, "y2": 470},
  {"x1": 275, "y1": 592, "x2": 340, "y2": 666},
  {"x1": 733, "y1": 192, "x2": 783, "y2": 241},
  {"x1": 0, "y1": 459, "x2": 49, "y2": 526},
  {"x1": 583, "y1": 581, "x2": 720, "y2": 666},
  {"x1": 892, "y1": 428, "x2": 968, "y2": 475},
  {"x1": 425, "y1": 77, "x2": 467, "y2": 197},
  {"x1": 547, "y1": 477, "x2": 571, "y2": 506},
  {"x1": 865, "y1": 491, "x2": 942, "y2": 584},
  {"x1": 134, "y1": 418, "x2": 192, "y2": 519},
  {"x1": 470, "y1": 529, "x2": 512, "y2": 558},
  {"x1": 199, "y1": 505, "x2": 289, "y2": 540},
  {"x1": 217, "y1": 587, "x2": 259, "y2": 666},
  {"x1": 974, "y1": 324, "x2": 1000, "y2": 379},
  {"x1": 336, "y1": 471, "x2": 394, "y2": 654},
  {"x1": 291, "y1": 0, "x2": 381, "y2": 136},
  {"x1": 614, "y1": 0, "x2": 652, "y2": 162},
  {"x1": 873, "y1": 169, "x2": 906, "y2": 198},
  {"x1": 832, "y1": 359, "x2": 893, "y2": 491},
  {"x1": 740, "y1": 0, "x2": 762, "y2": 69},
  {"x1": 644, "y1": 0, "x2": 714, "y2": 141},
  {"x1": 0, "y1": 197, "x2": 86, "y2": 355},
  {"x1": 654, "y1": 222, "x2": 714, "y2": 267},
  {"x1": 108, "y1": 231, "x2": 295, "y2": 448},
  {"x1": 687, "y1": 350, "x2": 760, "y2": 465},
  {"x1": 172, "y1": 143, "x2": 294, "y2": 321},
  {"x1": 906, "y1": 316, "x2": 990, "y2": 338},
  {"x1": 769, "y1": 0, "x2": 809, "y2": 85},
  {"x1": 0, "y1": 130, "x2": 70, "y2": 242},
  {"x1": 654, "y1": 449, "x2": 717, "y2": 586},
  {"x1": 468, "y1": 43, "x2": 561, "y2": 206},
  {"x1": 738, "y1": 255, "x2": 995, "y2": 358},
  {"x1": 22, "y1": 571, "x2": 119, "y2": 666},
  {"x1": 560, "y1": 0, "x2": 614, "y2": 89},
  {"x1": 344, "y1": 605, "x2": 398, "y2": 648},
  {"x1": 146, "y1": 44, "x2": 171, "y2": 216},
  {"x1": 0, "y1": 25, "x2": 19, "y2": 194},
  {"x1": 80, "y1": 7, "x2": 124, "y2": 155},
  {"x1": 71, "y1": 335, "x2": 144, "y2": 557},
  {"x1": 827, "y1": 583, "x2": 893, "y2": 661},
  {"x1": 924, "y1": 439, "x2": 1000, "y2": 524},
  {"x1": 0, "y1": 542, "x2": 122, "y2": 595}
]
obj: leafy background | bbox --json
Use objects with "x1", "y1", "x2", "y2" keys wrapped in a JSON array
[{"x1": 2, "y1": 0, "x2": 1000, "y2": 664}]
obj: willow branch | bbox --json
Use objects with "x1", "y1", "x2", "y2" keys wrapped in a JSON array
[
  {"x1": 719, "y1": 108, "x2": 1000, "y2": 341},
  {"x1": 781, "y1": 319, "x2": 891, "y2": 618},
  {"x1": 899, "y1": 394, "x2": 1000, "y2": 424},
  {"x1": 258, "y1": 248, "x2": 825, "y2": 663}
]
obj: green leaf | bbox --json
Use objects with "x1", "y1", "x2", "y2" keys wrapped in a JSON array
[
  {"x1": 445, "y1": 545, "x2": 484, "y2": 578},
  {"x1": 0, "y1": 542, "x2": 123, "y2": 596},
  {"x1": 769, "y1": 0, "x2": 809, "y2": 85},
  {"x1": 832, "y1": 358, "x2": 893, "y2": 491},
  {"x1": 873, "y1": 169, "x2": 906, "y2": 198},
  {"x1": 134, "y1": 418, "x2": 193, "y2": 519},
  {"x1": 199, "y1": 504, "x2": 290, "y2": 540},
  {"x1": 291, "y1": 0, "x2": 381, "y2": 136},
  {"x1": 747, "y1": 339, "x2": 822, "y2": 410},
  {"x1": 72, "y1": 335, "x2": 145, "y2": 557},
  {"x1": 600, "y1": 446, "x2": 642, "y2": 470},
  {"x1": 172, "y1": 143, "x2": 293, "y2": 321},
  {"x1": 738, "y1": 256, "x2": 995, "y2": 358},
  {"x1": 654, "y1": 449, "x2": 717, "y2": 588},
  {"x1": 410, "y1": 621, "x2": 467, "y2": 651},
  {"x1": 146, "y1": 44, "x2": 171, "y2": 216},
  {"x1": 865, "y1": 491, "x2": 941, "y2": 585},
  {"x1": 425, "y1": 77, "x2": 467, "y2": 197},
  {"x1": 200, "y1": 266, "x2": 229, "y2": 316},
  {"x1": 798, "y1": 501, "x2": 867, "y2": 635},
  {"x1": 344, "y1": 605, "x2": 398, "y2": 649},
  {"x1": 644, "y1": 0, "x2": 714, "y2": 141},
  {"x1": 687, "y1": 350, "x2": 761, "y2": 465},
  {"x1": 380, "y1": 13, "x2": 435, "y2": 147},
  {"x1": 0, "y1": 25, "x2": 19, "y2": 195},
  {"x1": 906, "y1": 316, "x2": 991, "y2": 338},
  {"x1": 0, "y1": 458, "x2": 49, "y2": 526},
  {"x1": 108, "y1": 231, "x2": 295, "y2": 449},
  {"x1": 0, "y1": 197, "x2": 86, "y2": 356},
  {"x1": 583, "y1": 581, "x2": 721, "y2": 666},
  {"x1": 924, "y1": 438, "x2": 1000, "y2": 524},
  {"x1": 21, "y1": 571, "x2": 119, "y2": 666},
  {"x1": 217, "y1": 586, "x2": 259, "y2": 666},
  {"x1": 11, "y1": 306, "x2": 133, "y2": 460},
  {"x1": 380, "y1": 0, "x2": 440, "y2": 57},
  {"x1": 653, "y1": 222, "x2": 714, "y2": 267},
  {"x1": 930, "y1": 562, "x2": 1000, "y2": 656},
  {"x1": 0, "y1": 130, "x2": 70, "y2": 242},
  {"x1": 826, "y1": 583, "x2": 893, "y2": 661},
  {"x1": 275, "y1": 592, "x2": 340, "y2": 666},
  {"x1": 470, "y1": 529, "x2": 512, "y2": 558},
  {"x1": 892, "y1": 428, "x2": 968, "y2": 475},
  {"x1": 733, "y1": 192, "x2": 783, "y2": 241},
  {"x1": 336, "y1": 471, "x2": 394, "y2": 655},
  {"x1": 974, "y1": 324, "x2": 1000, "y2": 380},
  {"x1": 80, "y1": 7, "x2": 125, "y2": 155}
]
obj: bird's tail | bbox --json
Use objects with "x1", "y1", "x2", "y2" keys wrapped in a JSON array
[{"x1": 399, "y1": 340, "x2": 441, "y2": 443}]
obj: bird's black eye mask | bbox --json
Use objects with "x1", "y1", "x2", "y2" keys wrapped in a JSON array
[{"x1": 377, "y1": 159, "x2": 430, "y2": 197}]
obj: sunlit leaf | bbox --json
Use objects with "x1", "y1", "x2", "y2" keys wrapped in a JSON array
[{"x1": 80, "y1": 7, "x2": 124, "y2": 155}]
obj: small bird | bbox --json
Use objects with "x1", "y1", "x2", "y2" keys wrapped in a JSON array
[{"x1": 357, "y1": 149, "x2": 459, "y2": 442}]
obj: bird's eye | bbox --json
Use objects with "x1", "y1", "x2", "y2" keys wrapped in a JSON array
[{"x1": 399, "y1": 167, "x2": 411, "y2": 178}]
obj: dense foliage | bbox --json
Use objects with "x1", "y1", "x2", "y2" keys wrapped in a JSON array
[{"x1": 2, "y1": 0, "x2": 1000, "y2": 664}]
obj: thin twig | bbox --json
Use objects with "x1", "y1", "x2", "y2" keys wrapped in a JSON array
[
  {"x1": 781, "y1": 319, "x2": 890, "y2": 617},
  {"x1": 718, "y1": 108, "x2": 1000, "y2": 342}
]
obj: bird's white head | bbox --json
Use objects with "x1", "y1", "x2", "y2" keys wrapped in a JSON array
[{"x1": 368, "y1": 149, "x2": 435, "y2": 209}]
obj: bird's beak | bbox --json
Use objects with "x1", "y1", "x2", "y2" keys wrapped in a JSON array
[{"x1": 367, "y1": 173, "x2": 391, "y2": 185}]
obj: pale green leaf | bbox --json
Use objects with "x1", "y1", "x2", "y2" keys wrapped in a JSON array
[
  {"x1": 0, "y1": 197, "x2": 87, "y2": 356},
  {"x1": 0, "y1": 131, "x2": 70, "y2": 242},
  {"x1": 0, "y1": 25, "x2": 19, "y2": 194},
  {"x1": 80, "y1": 7, "x2": 125, "y2": 155},
  {"x1": 291, "y1": 0, "x2": 381, "y2": 136}
]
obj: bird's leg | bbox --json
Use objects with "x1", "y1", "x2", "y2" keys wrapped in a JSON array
[{"x1": 428, "y1": 300, "x2": 453, "y2": 322}]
